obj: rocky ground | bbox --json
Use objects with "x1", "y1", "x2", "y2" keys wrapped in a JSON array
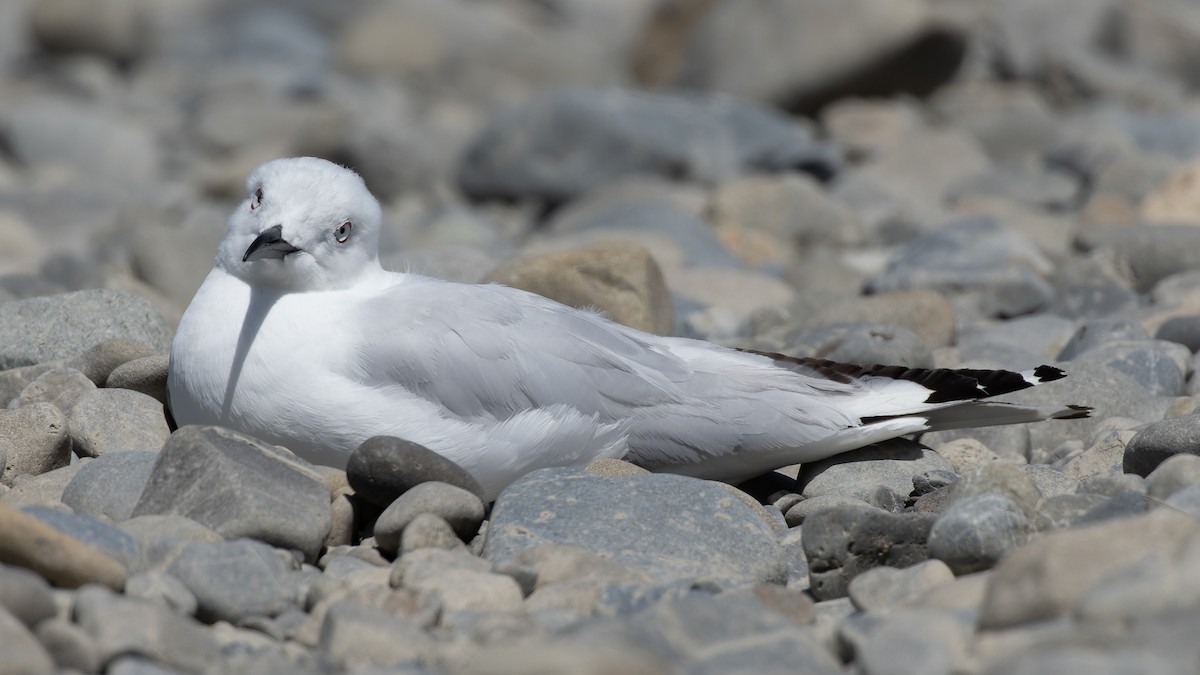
[{"x1": 2, "y1": 0, "x2": 1200, "y2": 673}]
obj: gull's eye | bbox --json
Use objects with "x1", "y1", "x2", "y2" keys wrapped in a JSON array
[
  {"x1": 334, "y1": 221, "x2": 352, "y2": 244},
  {"x1": 250, "y1": 187, "x2": 263, "y2": 211}
]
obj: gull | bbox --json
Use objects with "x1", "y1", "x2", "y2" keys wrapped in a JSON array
[{"x1": 168, "y1": 157, "x2": 1089, "y2": 500}]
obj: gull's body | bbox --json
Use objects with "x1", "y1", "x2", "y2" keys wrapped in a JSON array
[{"x1": 169, "y1": 157, "x2": 1087, "y2": 500}]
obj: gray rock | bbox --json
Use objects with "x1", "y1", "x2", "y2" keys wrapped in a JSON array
[
  {"x1": 317, "y1": 601, "x2": 436, "y2": 670},
  {"x1": 483, "y1": 468, "x2": 787, "y2": 586},
  {"x1": 125, "y1": 570, "x2": 197, "y2": 616},
  {"x1": 347, "y1": 435, "x2": 485, "y2": 508},
  {"x1": 1154, "y1": 315, "x2": 1200, "y2": 353},
  {"x1": 802, "y1": 503, "x2": 936, "y2": 601},
  {"x1": 982, "y1": 647, "x2": 1183, "y2": 675},
  {"x1": 1021, "y1": 464, "x2": 1076, "y2": 498},
  {"x1": 399, "y1": 513, "x2": 465, "y2": 553},
  {"x1": 785, "y1": 494, "x2": 873, "y2": 527},
  {"x1": 105, "y1": 354, "x2": 169, "y2": 405},
  {"x1": 167, "y1": 539, "x2": 298, "y2": 623},
  {"x1": 1, "y1": 461, "x2": 86, "y2": 507},
  {"x1": 783, "y1": 322, "x2": 933, "y2": 368},
  {"x1": 457, "y1": 88, "x2": 839, "y2": 204},
  {"x1": 401, "y1": 567, "x2": 524, "y2": 613},
  {"x1": 67, "y1": 389, "x2": 170, "y2": 457},
  {"x1": 1058, "y1": 317, "x2": 1151, "y2": 363},
  {"x1": 6, "y1": 367, "x2": 95, "y2": 412},
  {"x1": 801, "y1": 289, "x2": 955, "y2": 348},
  {"x1": 1124, "y1": 415, "x2": 1200, "y2": 476},
  {"x1": 34, "y1": 618, "x2": 99, "y2": 672},
  {"x1": 68, "y1": 339, "x2": 158, "y2": 387},
  {"x1": 929, "y1": 493, "x2": 1030, "y2": 574},
  {"x1": 0, "y1": 290, "x2": 171, "y2": 370},
  {"x1": 943, "y1": 461, "x2": 1043, "y2": 521},
  {"x1": 1070, "y1": 339, "x2": 1189, "y2": 397},
  {"x1": 73, "y1": 584, "x2": 220, "y2": 674},
  {"x1": 1163, "y1": 483, "x2": 1200, "y2": 516},
  {"x1": 1034, "y1": 493, "x2": 1110, "y2": 531},
  {"x1": 0, "y1": 498, "x2": 128, "y2": 590},
  {"x1": 947, "y1": 164, "x2": 1081, "y2": 211},
  {"x1": 0, "y1": 403, "x2": 71, "y2": 482},
  {"x1": 374, "y1": 481, "x2": 485, "y2": 556},
  {"x1": 1083, "y1": 225, "x2": 1200, "y2": 292},
  {"x1": 866, "y1": 216, "x2": 1054, "y2": 317},
  {"x1": 797, "y1": 438, "x2": 955, "y2": 502},
  {"x1": 857, "y1": 609, "x2": 969, "y2": 675},
  {"x1": 1145, "y1": 453, "x2": 1200, "y2": 500},
  {"x1": 1075, "y1": 491, "x2": 1149, "y2": 525},
  {"x1": 20, "y1": 505, "x2": 140, "y2": 570},
  {"x1": 484, "y1": 242, "x2": 674, "y2": 336},
  {"x1": 106, "y1": 656, "x2": 193, "y2": 675},
  {"x1": 958, "y1": 314, "x2": 1076, "y2": 371},
  {"x1": 846, "y1": 559, "x2": 955, "y2": 613},
  {"x1": 61, "y1": 451, "x2": 158, "y2": 521},
  {"x1": 0, "y1": 563, "x2": 55, "y2": 628},
  {"x1": 0, "y1": 606, "x2": 53, "y2": 675},
  {"x1": 1075, "y1": 472, "x2": 1145, "y2": 497},
  {"x1": 132, "y1": 426, "x2": 332, "y2": 562}
]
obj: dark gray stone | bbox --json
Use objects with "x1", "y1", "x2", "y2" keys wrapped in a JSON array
[
  {"x1": 167, "y1": 539, "x2": 299, "y2": 623},
  {"x1": 68, "y1": 389, "x2": 171, "y2": 457},
  {"x1": 73, "y1": 585, "x2": 219, "y2": 674},
  {"x1": 0, "y1": 290, "x2": 171, "y2": 370},
  {"x1": 19, "y1": 505, "x2": 140, "y2": 570},
  {"x1": 0, "y1": 563, "x2": 55, "y2": 628},
  {"x1": 797, "y1": 438, "x2": 955, "y2": 502},
  {"x1": 913, "y1": 469, "x2": 958, "y2": 496},
  {"x1": 483, "y1": 468, "x2": 788, "y2": 586},
  {"x1": 1155, "y1": 315, "x2": 1200, "y2": 353},
  {"x1": 456, "y1": 88, "x2": 840, "y2": 204},
  {"x1": 1124, "y1": 415, "x2": 1200, "y2": 476},
  {"x1": 373, "y1": 481, "x2": 484, "y2": 555},
  {"x1": 62, "y1": 451, "x2": 158, "y2": 521},
  {"x1": 132, "y1": 426, "x2": 332, "y2": 561},
  {"x1": 347, "y1": 435, "x2": 485, "y2": 507},
  {"x1": 928, "y1": 493, "x2": 1030, "y2": 574},
  {"x1": 1075, "y1": 490, "x2": 1149, "y2": 525},
  {"x1": 802, "y1": 503, "x2": 936, "y2": 601}
]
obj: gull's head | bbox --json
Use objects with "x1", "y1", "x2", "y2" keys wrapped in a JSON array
[{"x1": 218, "y1": 157, "x2": 383, "y2": 291}]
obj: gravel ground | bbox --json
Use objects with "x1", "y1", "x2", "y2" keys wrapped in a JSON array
[{"x1": 3, "y1": 1, "x2": 1200, "y2": 673}]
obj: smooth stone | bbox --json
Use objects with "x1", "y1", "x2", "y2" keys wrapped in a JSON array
[
  {"x1": 846, "y1": 559, "x2": 955, "y2": 613},
  {"x1": 1071, "y1": 339, "x2": 1189, "y2": 397},
  {"x1": 1, "y1": 462, "x2": 87, "y2": 507},
  {"x1": 1057, "y1": 316, "x2": 1151, "y2": 360},
  {"x1": 943, "y1": 460, "x2": 1043, "y2": 521},
  {"x1": 68, "y1": 339, "x2": 158, "y2": 386},
  {"x1": 802, "y1": 504, "x2": 936, "y2": 601},
  {"x1": 0, "y1": 403, "x2": 71, "y2": 482},
  {"x1": 0, "y1": 606, "x2": 53, "y2": 675},
  {"x1": 1034, "y1": 493, "x2": 1110, "y2": 531},
  {"x1": 710, "y1": 173, "x2": 864, "y2": 251},
  {"x1": 105, "y1": 354, "x2": 169, "y2": 405},
  {"x1": 1126, "y1": 416, "x2": 1200, "y2": 477},
  {"x1": 797, "y1": 438, "x2": 955, "y2": 503},
  {"x1": 373, "y1": 481, "x2": 486, "y2": 556},
  {"x1": 1163, "y1": 483, "x2": 1200, "y2": 516},
  {"x1": 67, "y1": 389, "x2": 170, "y2": 457},
  {"x1": 1083, "y1": 224, "x2": 1200, "y2": 292},
  {"x1": 324, "y1": 488, "x2": 355, "y2": 550},
  {"x1": 484, "y1": 241, "x2": 674, "y2": 335},
  {"x1": 132, "y1": 426, "x2": 332, "y2": 562},
  {"x1": 19, "y1": 506, "x2": 139, "y2": 570},
  {"x1": 785, "y1": 494, "x2": 873, "y2": 527},
  {"x1": 1075, "y1": 472, "x2": 1145, "y2": 497},
  {"x1": 0, "y1": 290, "x2": 171, "y2": 370},
  {"x1": 73, "y1": 585, "x2": 220, "y2": 673},
  {"x1": 61, "y1": 451, "x2": 158, "y2": 521},
  {"x1": 0, "y1": 562, "x2": 55, "y2": 627},
  {"x1": 958, "y1": 315, "x2": 1077, "y2": 370},
  {"x1": 1075, "y1": 490, "x2": 1148, "y2": 525},
  {"x1": 347, "y1": 435, "x2": 486, "y2": 508},
  {"x1": 1155, "y1": 315, "x2": 1200, "y2": 353},
  {"x1": 0, "y1": 503, "x2": 128, "y2": 588},
  {"x1": 1145, "y1": 453, "x2": 1200, "y2": 500},
  {"x1": 6, "y1": 367, "x2": 95, "y2": 412},
  {"x1": 856, "y1": 609, "x2": 968, "y2": 675},
  {"x1": 167, "y1": 539, "x2": 298, "y2": 623},
  {"x1": 317, "y1": 601, "x2": 437, "y2": 670},
  {"x1": 125, "y1": 570, "x2": 198, "y2": 616},
  {"x1": 483, "y1": 468, "x2": 787, "y2": 586},
  {"x1": 34, "y1": 618, "x2": 99, "y2": 672},
  {"x1": 399, "y1": 512, "x2": 465, "y2": 553},
  {"x1": 979, "y1": 510, "x2": 1199, "y2": 629},
  {"x1": 401, "y1": 567, "x2": 524, "y2": 613},
  {"x1": 928, "y1": 493, "x2": 1030, "y2": 574}
]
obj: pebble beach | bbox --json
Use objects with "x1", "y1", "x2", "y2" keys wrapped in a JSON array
[{"x1": 2, "y1": 0, "x2": 1200, "y2": 673}]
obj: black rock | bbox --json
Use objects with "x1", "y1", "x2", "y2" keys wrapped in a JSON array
[
  {"x1": 1123, "y1": 415, "x2": 1200, "y2": 477},
  {"x1": 347, "y1": 436, "x2": 486, "y2": 507}
]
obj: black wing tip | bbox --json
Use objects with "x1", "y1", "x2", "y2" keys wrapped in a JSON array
[{"x1": 1032, "y1": 365, "x2": 1067, "y2": 383}]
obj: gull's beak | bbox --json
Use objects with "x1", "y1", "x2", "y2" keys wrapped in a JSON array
[{"x1": 243, "y1": 225, "x2": 301, "y2": 262}]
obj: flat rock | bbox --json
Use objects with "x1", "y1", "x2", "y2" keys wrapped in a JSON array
[
  {"x1": 483, "y1": 468, "x2": 788, "y2": 586},
  {"x1": 0, "y1": 502, "x2": 126, "y2": 589},
  {"x1": 373, "y1": 481, "x2": 485, "y2": 556},
  {"x1": 979, "y1": 510, "x2": 1200, "y2": 629},
  {"x1": 167, "y1": 539, "x2": 299, "y2": 623},
  {"x1": 133, "y1": 426, "x2": 332, "y2": 562},
  {"x1": 484, "y1": 241, "x2": 674, "y2": 335},
  {"x1": 61, "y1": 451, "x2": 158, "y2": 521},
  {"x1": 802, "y1": 503, "x2": 936, "y2": 601},
  {"x1": 797, "y1": 438, "x2": 955, "y2": 502},
  {"x1": 1124, "y1": 414, "x2": 1200, "y2": 476},
  {"x1": 457, "y1": 88, "x2": 839, "y2": 204},
  {"x1": 105, "y1": 354, "x2": 169, "y2": 405},
  {"x1": 347, "y1": 435, "x2": 485, "y2": 508},
  {"x1": 68, "y1": 389, "x2": 169, "y2": 457},
  {"x1": 0, "y1": 403, "x2": 71, "y2": 482},
  {"x1": 0, "y1": 290, "x2": 171, "y2": 370}
]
